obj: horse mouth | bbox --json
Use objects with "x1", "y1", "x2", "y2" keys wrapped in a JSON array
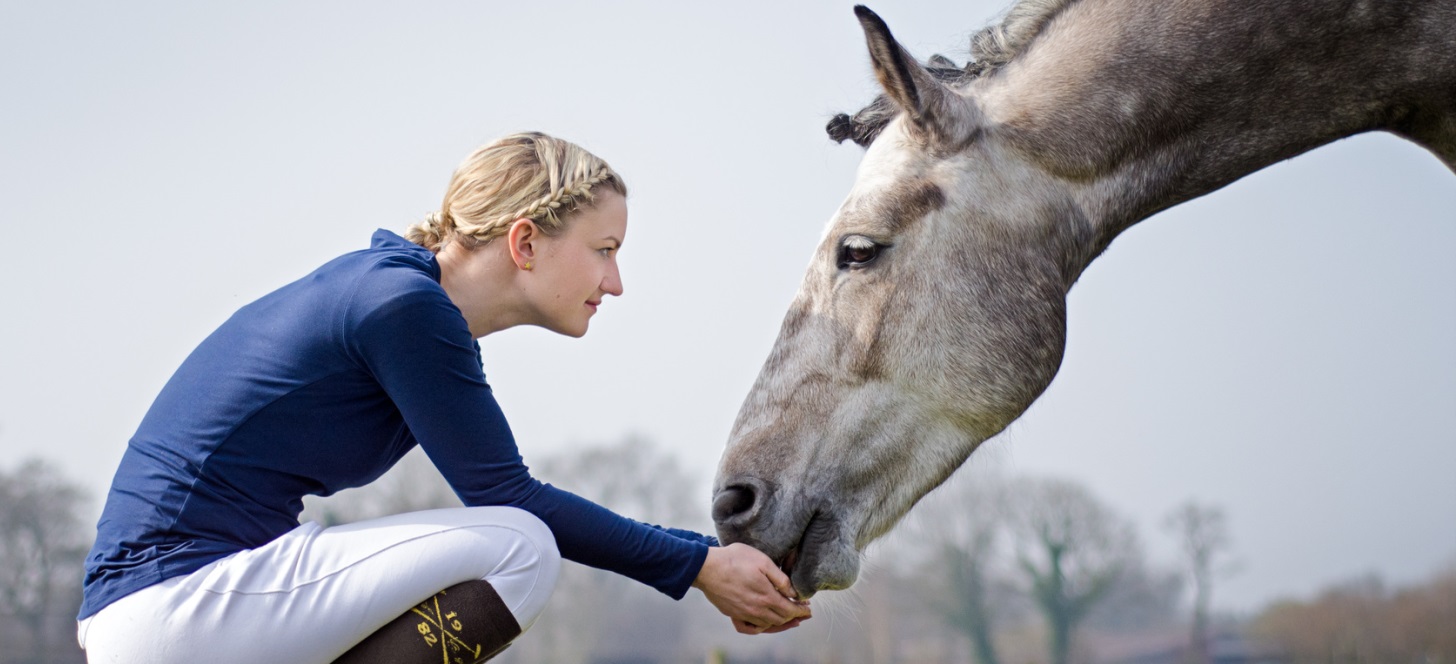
[
  {"x1": 776, "y1": 533, "x2": 808, "y2": 595},
  {"x1": 780, "y1": 546, "x2": 800, "y2": 576},
  {"x1": 777, "y1": 510, "x2": 835, "y2": 598}
]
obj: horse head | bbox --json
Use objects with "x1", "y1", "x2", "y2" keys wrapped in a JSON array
[{"x1": 713, "y1": 7, "x2": 1088, "y2": 596}]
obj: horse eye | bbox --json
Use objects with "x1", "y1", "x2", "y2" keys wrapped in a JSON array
[{"x1": 837, "y1": 236, "x2": 884, "y2": 269}]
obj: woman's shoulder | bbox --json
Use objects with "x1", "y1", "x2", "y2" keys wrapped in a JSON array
[
  {"x1": 344, "y1": 230, "x2": 448, "y2": 303},
  {"x1": 334, "y1": 230, "x2": 466, "y2": 335}
]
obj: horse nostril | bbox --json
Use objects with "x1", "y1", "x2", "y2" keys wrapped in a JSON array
[{"x1": 712, "y1": 484, "x2": 757, "y2": 524}]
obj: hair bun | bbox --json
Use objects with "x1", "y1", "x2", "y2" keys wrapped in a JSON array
[{"x1": 406, "y1": 210, "x2": 451, "y2": 253}]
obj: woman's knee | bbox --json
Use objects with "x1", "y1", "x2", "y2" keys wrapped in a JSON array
[
  {"x1": 485, "y1": 507, "x2": 557, "y2": 554},
  {"x1": 460, "y1": 507, "x2": 559, "y2": 629},
  {"x1": 464, "y1": 507, "x2": 559, "y2": 572}
]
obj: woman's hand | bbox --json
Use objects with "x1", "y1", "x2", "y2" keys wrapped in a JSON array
[{"x1": 692, "y1": 543, "x2": 812, "y2": 634}]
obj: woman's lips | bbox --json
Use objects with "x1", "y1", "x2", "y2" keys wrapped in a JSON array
[{"x1": 586, "y1": 300, "x2": 600, "y2": 312}]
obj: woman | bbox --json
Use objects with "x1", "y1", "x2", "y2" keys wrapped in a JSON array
[{"x1": 77, "y1": 132, "x2": 810, "y2": 664}]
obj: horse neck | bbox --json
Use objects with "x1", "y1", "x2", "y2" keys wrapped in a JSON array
[{"x1": 976, "y1": 0, "x2": 1456, "y2": 243}]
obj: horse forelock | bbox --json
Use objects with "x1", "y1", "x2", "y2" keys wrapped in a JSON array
[{"x1": 828, "y1": 0, "x2": 1084, "y2": 148}]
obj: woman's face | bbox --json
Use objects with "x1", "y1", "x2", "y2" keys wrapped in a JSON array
[{"x1": 529, "y1": 191, "x2": 627, "y2": 337}]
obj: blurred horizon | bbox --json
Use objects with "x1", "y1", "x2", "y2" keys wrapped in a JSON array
[{"x1": 4, "y1": 439, "x2": 1453, "y2": 662}]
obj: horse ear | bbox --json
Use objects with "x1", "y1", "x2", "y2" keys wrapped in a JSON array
[{"x1": 854, "y1": 6, "x2": 978, "y2": 145}]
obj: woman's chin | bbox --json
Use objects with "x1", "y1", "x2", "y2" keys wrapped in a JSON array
[{"x1": 538, "y1": 317, "x2": 590, "y2": 338}]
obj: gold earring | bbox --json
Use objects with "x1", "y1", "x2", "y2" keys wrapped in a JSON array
[{"x1": 523, "y1": 261, "x2": 533, "y2": 270}]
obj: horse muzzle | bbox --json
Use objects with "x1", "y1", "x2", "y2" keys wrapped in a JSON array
[{"x1": 712, "y1": 478, "x2": 861, "y2": 597}]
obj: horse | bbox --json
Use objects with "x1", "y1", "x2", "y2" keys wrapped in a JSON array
[{"x1": 711, "y1": 0, "x2": 1456, "y2": 597}]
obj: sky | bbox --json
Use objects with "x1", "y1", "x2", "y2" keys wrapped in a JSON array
[{"x1": 2, "y1": 1, "x2": 1453, "y2": 614}]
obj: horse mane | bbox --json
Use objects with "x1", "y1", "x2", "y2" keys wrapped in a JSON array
[{"x1": 827, "y1": 0, "x2": 1081, "y2": 147}]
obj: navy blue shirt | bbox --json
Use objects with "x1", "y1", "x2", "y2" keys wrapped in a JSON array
[{"x1": 80, "y1": 230, "x2": 713, "y2": 619}]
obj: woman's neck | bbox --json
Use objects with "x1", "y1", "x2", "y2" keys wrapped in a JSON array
[{"x1": 435, "y1": 241, "x2": 534, "y2": 338}]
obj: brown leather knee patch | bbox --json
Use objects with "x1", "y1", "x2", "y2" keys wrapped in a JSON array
[{"x1": 334, "y1": 580, "x2": 523, "y2": 664}]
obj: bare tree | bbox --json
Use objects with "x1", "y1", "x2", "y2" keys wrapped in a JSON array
[
  {"x1": 1008, "y1": 477, "x2": 1138, "y2": 664},
  {"x1": 1083, "y1": 559, "x2": 1183, "y2": 633},
  {"x1": 533, "y1": 434, "x2": 704, "y2": 531},
  {"x1": 896, "y1": 468, "x2": 1018, "y2": 664},
  {"x1": 881, "y1": 471, "x2": 1181, "y2": 664},
  {"x1": 0, "y1": 458, "x2": 90, "y2": 664},
  {"x1": 1163, "y1": 501, "x2": 1234, "y2": 664},
  {"x1": 938, "y1": 536, "x2": 1005, "y2": 664},
  {"x1": 1254, "y1": 566, "x2": 1456, "y2": 663}
]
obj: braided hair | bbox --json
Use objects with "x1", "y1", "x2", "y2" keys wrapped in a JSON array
[{"x1": 407, "y1": 132, "x2": 628, "y2": 252}]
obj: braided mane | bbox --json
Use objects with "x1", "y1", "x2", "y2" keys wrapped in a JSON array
[{"x1": 828, "y1": 0, "x2": 1081, "y2": 147}]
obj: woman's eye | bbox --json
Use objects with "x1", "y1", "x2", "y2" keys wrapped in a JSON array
[{"x1": 837, "y1": 236, "x2": 883, "y2": 269}]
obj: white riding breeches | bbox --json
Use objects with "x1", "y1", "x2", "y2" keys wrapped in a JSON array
[{"x1": 77, "y1": 506, "x2": 561, "y2": 664}]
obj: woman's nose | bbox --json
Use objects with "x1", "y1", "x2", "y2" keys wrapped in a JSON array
[{"x1": 603, "y1": 262, "x2": 624, "y2": 296}]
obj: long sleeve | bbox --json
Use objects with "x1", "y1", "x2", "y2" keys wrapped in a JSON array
[{"x1": 345, "y1": 266, "x2": 709, "y2": 598}]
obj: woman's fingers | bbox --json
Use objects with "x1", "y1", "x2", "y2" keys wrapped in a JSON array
[
  {"x1": 734, "y1": 614, "x2": 809, "y2": 635},
  {"x1": 694, "y1": 543, "x2": 814, "y2": 633},
  {"x1": 733, "y1": 618, "x2": 765, "y2": 634},
  {"x1": 745, "y1": 548, "x2": 811, "y2": 624},
  {"x1": 762, "y1": 588, "x2": 811, "y2": 623},
  {"x1": 760, "y1": 557, "x2": 797, "y2": 599},
  {"x1": 761, "y1": 617, "x2": 807, "y2": 634}
]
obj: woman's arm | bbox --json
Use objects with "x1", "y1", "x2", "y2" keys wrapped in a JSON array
[
  {"x1": 347, "y1": 283, "x2": 704, "y2": 595},
  {"x1": 347, "y1": 270, "x2": 806, "y2": 630}
]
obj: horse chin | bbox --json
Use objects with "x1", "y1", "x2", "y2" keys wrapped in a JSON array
[{"x1": 781, "y1": 511, "x2": 861, "y2": 598}]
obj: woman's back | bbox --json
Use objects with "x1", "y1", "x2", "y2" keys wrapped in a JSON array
[{"x1": 82, "y1": 230, "x2": 470, "y2": 617}]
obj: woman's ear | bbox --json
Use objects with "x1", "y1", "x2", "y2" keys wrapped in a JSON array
[{"x1": 506, "y1": 218, "x2": 538, "y2": 270}]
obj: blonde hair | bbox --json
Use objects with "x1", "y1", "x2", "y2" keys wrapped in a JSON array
[{"x1": 407, "y1": 132, "x2": 628, "y2": 252}]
